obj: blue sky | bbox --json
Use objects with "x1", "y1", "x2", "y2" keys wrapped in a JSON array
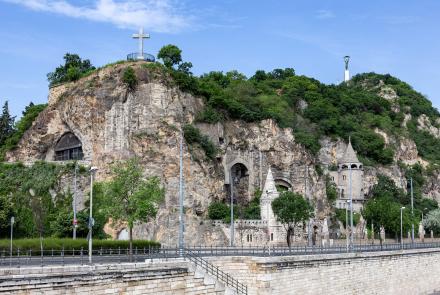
[{"x1": 1, "y1": 0, "x2": 440, "y2": 117}]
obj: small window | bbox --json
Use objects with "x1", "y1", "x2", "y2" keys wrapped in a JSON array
[
  {"x1": 219, "y1": 137, "x2": 224, "y2": 144},
  {"x1": 343, "y1": 175, "x2": 346, "y2": 180},
  {"x1": 332, "y1": 176, "x2": 335, "y2": 181},
  {"x1": 270, "y1": 233, "x2": 274, "y2": 241},
  {"x1": 250, "y1": 235, "x2": 253, "y2": 242}
]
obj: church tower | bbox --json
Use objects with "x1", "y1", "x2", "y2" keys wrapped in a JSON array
[{"x1": 333, "y1": 139, "x2": 364, "y2": 211}]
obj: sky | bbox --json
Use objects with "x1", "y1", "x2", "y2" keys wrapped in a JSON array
[{"x1": 1, "y1": 0, "x2": 440, "y2": 118}]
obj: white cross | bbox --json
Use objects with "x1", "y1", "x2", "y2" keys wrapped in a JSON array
[{"x1": 132, "y1": 27, "x2": 150, "y2": 60}]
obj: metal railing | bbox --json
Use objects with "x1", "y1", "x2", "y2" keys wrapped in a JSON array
[
  {"x1": 2, "y1": 242, "x2": 440, "y2": 268},
  {"x1": 126, "y1": 53, "x2": 155, "y2": 62},
  {"x1": 186, "y1": 249, "x2": 247, "y2": 295}
]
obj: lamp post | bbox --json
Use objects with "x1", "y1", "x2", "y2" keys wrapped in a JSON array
[
  {"x1": 400, "y1": 207, "x2": 406, "y2": 249},
  {"x1": 10, "y1": 216, "x2": 14, "y2": 266},
  {"x1": 88, "y1": 166, "x2": 98, "y2": 264},
  {"x1": 410, "y1": 178, "x2": 414, "y2": 244},
  {"x1": 349, "y1": 162, "x2": 354, "y2": 250},
  {"x1": 230, "y1": 174, "x2": 239, "y2": 247},
  {"x1": 73, "y1": 163, "x2": 78, "y2": 239},
  {"x1": 345, "y1": 200, "x2": 351, "y2": 252}
]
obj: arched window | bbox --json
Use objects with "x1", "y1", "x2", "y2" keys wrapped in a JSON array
[
  {"x1": 343, "y1": 175, "x2": 346, "y2": 180},
  {"x1": 54, "y1": 132, "x2": 83, "y2": 161},
  {"x1": 270, "y1": 233, "x2": 274, "y2": 241},
  {"x1": 351, "y1": 164, "x2": 358, "y2": 169}
]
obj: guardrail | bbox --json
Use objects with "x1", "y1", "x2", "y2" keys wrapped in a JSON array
[
  {"x1": 2, "y1": 242, "x2": 440, "y2": 268},
  {"x1": 186, "y1": 249, "x2": 247, "y2": 295},
  {"x1": 126, "y1": 53, "x2": 155, "y2": 62}
]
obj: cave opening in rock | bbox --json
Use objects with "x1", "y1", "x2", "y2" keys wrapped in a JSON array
[
  {"x1": 230, "y1": 163, "x2": 249, "y2": 205},
  {"x1": 54, "y1": 132, "x2": 84, "y2": 161}
]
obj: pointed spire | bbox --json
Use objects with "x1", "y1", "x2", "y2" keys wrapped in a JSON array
[
  {"x1": 339, "y1": 137, "x2": 360, "y2": 164},
  {"x1": 261, "y1": 168, "x2": 279, "y2": 199}
]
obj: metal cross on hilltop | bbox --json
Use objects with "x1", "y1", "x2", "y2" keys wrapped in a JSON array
[{"x1": 132, "y1": 27, "x2": 150, "y2": 60}]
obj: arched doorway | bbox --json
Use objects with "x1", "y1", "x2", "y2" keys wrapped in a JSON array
[
  {"x1": 54, "y1": 132, "x2": 83, "y2": 161},
  {"x1": 275, "y1": 179, "x2": 291, "y2": 192},
  {"x1": 230, "y1": 163, "x2": 249, "y2": 205}
]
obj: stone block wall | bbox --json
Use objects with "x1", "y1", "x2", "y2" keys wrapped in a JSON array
[
  {"x1": 208, "y1": 248, "x2": 440, "y2": 295},
  {"x1": 0, "y1": 261, "x2": 225, "y2": 295}
]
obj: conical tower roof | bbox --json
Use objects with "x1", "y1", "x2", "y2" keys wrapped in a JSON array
[
  {"x1": 339, "y1": 138, "x2": 360, "y2": 164},
  {"x1": 262, "y1": 168, "x2": 277, "y2": 195}
]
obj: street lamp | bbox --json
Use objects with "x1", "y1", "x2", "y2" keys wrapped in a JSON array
[
  {"x1": 88, "y1": 166, "x2": 98, "y2": 264},
  {"x1": 230, "y1": 174, "x2": 239, "y2": 247},
  {"x1": 345, "y1": 200, "x2": 351, "y2": 252},
  {"x1": 10, "y1": 216, "x2": 14, "y2": 266},
  {"x1": 400, "y1": 207, "x2": 406, "y2": 249}
]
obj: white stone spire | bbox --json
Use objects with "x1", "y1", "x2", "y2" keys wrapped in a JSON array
[
  {"x1": 260, "y1": 167, "x2": 279, "y2": 224},
  {"x1": 339, "y1": 137, "x2": 360, "y2": 164}
]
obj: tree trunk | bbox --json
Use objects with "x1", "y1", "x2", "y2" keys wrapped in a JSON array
[
  {"x1": 286, "y1": 227, "x2": 292, "y2": 248},
  {"x1": 129, "y1": 226, "x2": 133, "y2": 262}
]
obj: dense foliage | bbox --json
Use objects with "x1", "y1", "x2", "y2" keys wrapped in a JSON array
[
  {"x1": 0, "y1": 162, "x2": 108, "y2": 239},
  {"x1": 423, "y1": 209, "x2": 440, "y2": 235},
  {"x1": 183, "y1": 124, "x2": 217, "y2": 160},
  {"x1": 208, "y1": 190, "x2": 262, "y2": 222},
  {"x1": 122, "y1": 66, "x2": 137, "y2": 91},
  {"x1": 0, "y1": 102, "x2": 46, "y2": 160},
  {"x1": 362, "y1": 173, "x2": 436, "y2": 237},
  {"x1": 0, "y1": 238, "x2": 160, "y2": 253},
  {"x1": 334, "y1": 208, "x2": 361, "y2": 228},
  {"x1": 47, "y1": 53, "x2": 95, "y2": 86}
]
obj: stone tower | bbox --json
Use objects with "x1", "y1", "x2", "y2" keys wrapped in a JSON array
[{"x1": 331, "y1": 139, "x2": 364, "y2": 211}]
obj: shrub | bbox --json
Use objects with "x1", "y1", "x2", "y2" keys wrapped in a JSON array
[
  {"x1": 47, "y1": 53, "x2": 95, "y2": 86},
  {"x1": 183, "y1": 124, "x2": 217, "y2": 160},
  {"x1": 0, "y1": 238, "x2": 160, "y2": 253},
  {"x1": 122, "y1": 67, "x2": 137, "y2": 91},
  {"x1": 208, "y1": 202, "x2": 229, "y2": 220}
]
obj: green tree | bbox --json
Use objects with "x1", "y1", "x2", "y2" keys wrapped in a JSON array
[
  {"x1": 101, "y1": 158, "x2": 165, "y2": 260},
  {"x1": 272, "y1": 191, "x2": 314, "y2": 247},
  {"x1": 47, "y1": 53, "x2": 95, "y2": 86},
  {"x1": 157, "y1": 45, "x2": 182, "y2": 68},
  {"x1": 208, "y1": 202, "x2": 229, "y2": 220},
  {"x1": 0, "y1": 101, "x2": 15, "y2": 146},
  {"x1": 423, "y1": 209, "x2": 440, "y2": 234}
]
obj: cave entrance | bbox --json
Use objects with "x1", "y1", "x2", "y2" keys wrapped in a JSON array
[
  {"x1": 54, "y1": 132, "x2": 84, "y2": 161},
  {"x1": 230, "y1": 163, "x2": 249, "y2": 206}
]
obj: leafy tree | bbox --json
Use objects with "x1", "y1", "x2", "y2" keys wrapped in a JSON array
[
  {"x1": 423, "y1": 209, "x2": 440, "y2": 234},
  {"x1": 0, "y1": 194, "x2": 12, "y2": 236},
  {"x1": 100, "y1": 158, "x2": 165, "y2": 260},
  {"x1": 272, "y1": 191, "x2": 314, "y2": 247},
  {"x1": 0, "y1": 101, "x2": 15, "y2": 146},
  {"x1": 158, "y1": 45, "x2": 182, "y2": 68},
  {"x1": 47, "y1": 53, "x2": 95, "y2": 86},
  {"x1": 325, "y1": 176, "x2": 338, "y2": 203}
]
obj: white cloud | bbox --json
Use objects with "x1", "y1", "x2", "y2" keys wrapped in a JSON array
[
  {"x1": 316, "y1": 9, "x2": 335, "y2": 20},
  {"x1": 4, "y1": 0, "x2": 191, "y2": 33}
]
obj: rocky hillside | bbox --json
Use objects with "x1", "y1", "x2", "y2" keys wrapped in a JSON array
[{"x1": 4, "y1": 60, "x2": 440, "y2": 245}]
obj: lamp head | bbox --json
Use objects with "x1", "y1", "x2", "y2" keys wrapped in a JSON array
[
  {"x1": 401, "y1": 207, "x2": 406, "y2": 209},
  {"x1": 90, "y1": 166, "x2": 98, "y2": 173}
]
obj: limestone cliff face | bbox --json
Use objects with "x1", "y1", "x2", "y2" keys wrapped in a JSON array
[
  {"x1": 6, "y1": 62, "x2": 328, "y2": 245},
  {"x1": 6, "y1": 62, "x2": 440, "y2": 245}
]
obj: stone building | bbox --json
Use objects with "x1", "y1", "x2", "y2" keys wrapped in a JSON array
[{"x1": 329, "y1": 139, "x2": 365, "y2": 211}]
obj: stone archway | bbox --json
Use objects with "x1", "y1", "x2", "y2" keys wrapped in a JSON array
[
  {"x1": 54, "y1": 132, "x2": 83, "y2": 161},
  {"x1": 274, "y1": 178, "x2": 292, "y2": 192},
  {"x1": 230, "y1": 163, "x2": 250, "y2": 205}
]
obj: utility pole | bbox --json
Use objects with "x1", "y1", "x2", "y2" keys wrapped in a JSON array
[
  {"x1": 305, "y1": 165, "x2": 312, "y2": 246},
  {"x1": 230, "y1": 172, "x2": 234, "y2": 247},
  {"x1": 73, "y1": 163, "x2": 78, "y2": 239},
  {"x1": 10, "y1": 216, "x2": 14, "y2": 266},
  {"x1": 349, "y1": 163, "x2": 354, "y2": 250},
  {"x1": 88, "y1": 167, "x2": 98, "y2": 264},
  {"x1": 410, "y1": 178, "x2": 414, "y2": 244},
  {"x1": 178, "y1": 131, "x2": 184, "y2": 256}
]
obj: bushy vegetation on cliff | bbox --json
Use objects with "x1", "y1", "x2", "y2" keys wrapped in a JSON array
[
  {"x1": 154, "y1": 46, "x2": 440, "y2": 166},
  {"x1": 0, "y1": 102, "x2": 46, "y2": 160}
]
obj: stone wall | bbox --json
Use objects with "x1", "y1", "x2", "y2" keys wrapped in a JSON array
[
  {"x1": 0, "y1": 260, "x2": 227, "y2": 295},
  {"x1": 207, "y1": 248, "x2": 440, "y2": 295}
]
